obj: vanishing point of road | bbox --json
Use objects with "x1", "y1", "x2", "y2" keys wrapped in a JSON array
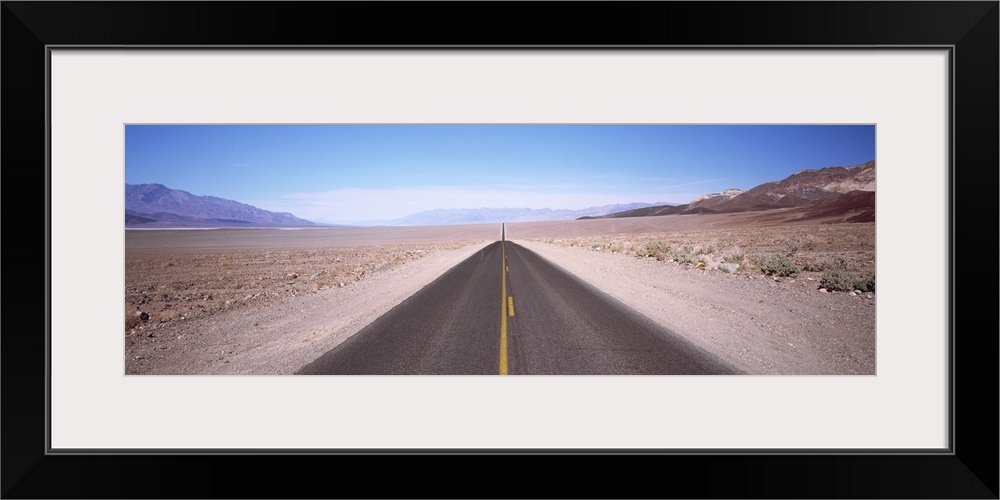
[{"x1": 297, "y1": 228, "x2": 739, "y2": 375}]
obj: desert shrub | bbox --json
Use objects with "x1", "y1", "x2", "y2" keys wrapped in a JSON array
[
  {"x1": 802, "y1": 235, "x2": 818, "y2": 251},
  {"x1": 824, "y1": 256, "x2": 851, "y2": 271},
  {"x1": 820, "y1": 269, "x2": 856, "y2": 291},
  {"x1": 125, "y1": 312, "x2": 140, "y2": 331},
  {"x1": 854, "y1": 273, "x2": 875, "y2": 293},
  {"x1": 760, "y1": 255, "x2": 799, "y2": 277},
  {"x1": 801, "y1": 260, "x2": 825, "y2": 272},
  {"x1": 637, "y1": 241, "x2": 704, "y2": 264},
  {"x1": 785, "y1": 234, "x2": 818, "y2": 253},
  {"x1": 636, "y1": 241, "x2": 670, "y2": 258},
  {"x1": 672, "y1": 251, "x2": 699, "y2": 265},
  {"x1": 784, "y1": 237, "x2": 801, "y2": 254},
  {"x1": 802, "y1": 256, "x2": 854, "y2": 273}
]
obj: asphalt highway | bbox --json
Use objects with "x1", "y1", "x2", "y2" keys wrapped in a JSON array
[{"x1": 297, "y1": 240, "x2": 738, "y2": 375}]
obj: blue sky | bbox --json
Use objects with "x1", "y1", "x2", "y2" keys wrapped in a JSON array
[{"x1": 125, "y1": 124, "x2": 875, "y2": 224}]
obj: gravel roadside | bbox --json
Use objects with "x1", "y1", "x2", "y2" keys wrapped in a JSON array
[
  {"x1": 513, "y1": 239, "x2": 876, "y2": 375},
  {"x1": 126, "y1": 241, "x2": 491, "y2": 374},
  {"x1": 125, "y1": 224, "x2": 876, "y2": 375}
]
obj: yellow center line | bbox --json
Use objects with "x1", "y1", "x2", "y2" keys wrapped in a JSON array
[
  {"x1": 499, "y1": 242, "x2": 508, "y2": 375},
  {"x1": 508, "y1": 296, "x2": 515, "y2": 317}
]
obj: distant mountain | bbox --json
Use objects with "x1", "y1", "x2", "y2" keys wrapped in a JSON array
[
  {"x1": 688, "y1": 188, "x2": 745, "y2": 210},
  {"x1": 712, "y1": 160, "x2": 874, "y2": 212},
  {"x1": 784, "y1": 161, "x2": 875, "y2": 194},
  {"x1": 125, "y1": 183, "x2": 315, "y2": 228},
  {"x1": 796, "y1": 189, "x2": 875, "y2": 223},
  {"x1": 577, "y1": 204, "x2": 685, "y2": 219},
  {"x1": 584, "y1": 161, "x2": 875, "y2": 221},
  {"x1": 386, "y1": 202, "x2": 664, "y2": 226}
]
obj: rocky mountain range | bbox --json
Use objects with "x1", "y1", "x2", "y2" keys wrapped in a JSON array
[
  {"x1": 581, "y1": 161, "x2": 875, "y2": 222},
  {"x1": 125, "y1": 183, "x2": 316, "y2": 228},
  {"x1": 127, "y1": 160, "x2": 874, "y2": 229}
]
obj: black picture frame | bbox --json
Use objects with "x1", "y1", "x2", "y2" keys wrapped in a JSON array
[{"x1": 3, "y1": 2, "x2": 997, "y2": 498}]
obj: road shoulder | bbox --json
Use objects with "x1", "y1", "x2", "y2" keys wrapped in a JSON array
[{"x1": 514, "y1": 240, "x2": 876, "y2": 375}]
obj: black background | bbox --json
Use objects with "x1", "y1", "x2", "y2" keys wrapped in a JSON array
[{"x1": 3, "y1": 2, "x2": 997, "y2": 498}]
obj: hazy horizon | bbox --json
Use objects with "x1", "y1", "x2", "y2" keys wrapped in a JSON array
[{"x1": 125, "y1": 124, "x2": 876, "y2": 224}]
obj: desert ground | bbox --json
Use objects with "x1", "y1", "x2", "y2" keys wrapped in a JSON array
[{"x1": 125, "y1": 211, "x2": 875, "y2": 375}]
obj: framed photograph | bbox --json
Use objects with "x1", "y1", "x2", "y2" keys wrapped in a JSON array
[{"x1": 4, "y1": 2, "x2": 996, "y2": 498}]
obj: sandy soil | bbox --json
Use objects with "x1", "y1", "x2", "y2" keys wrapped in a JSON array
[
  {"x1": 125, "y1": 214, "x2": 875, "y2": 375},
  {"x1": 125, "y1": 225, "x2": 498, "y2": 375},
  {"x1": 505, "y1": 216, "x2": 875, "y2": 375}
]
